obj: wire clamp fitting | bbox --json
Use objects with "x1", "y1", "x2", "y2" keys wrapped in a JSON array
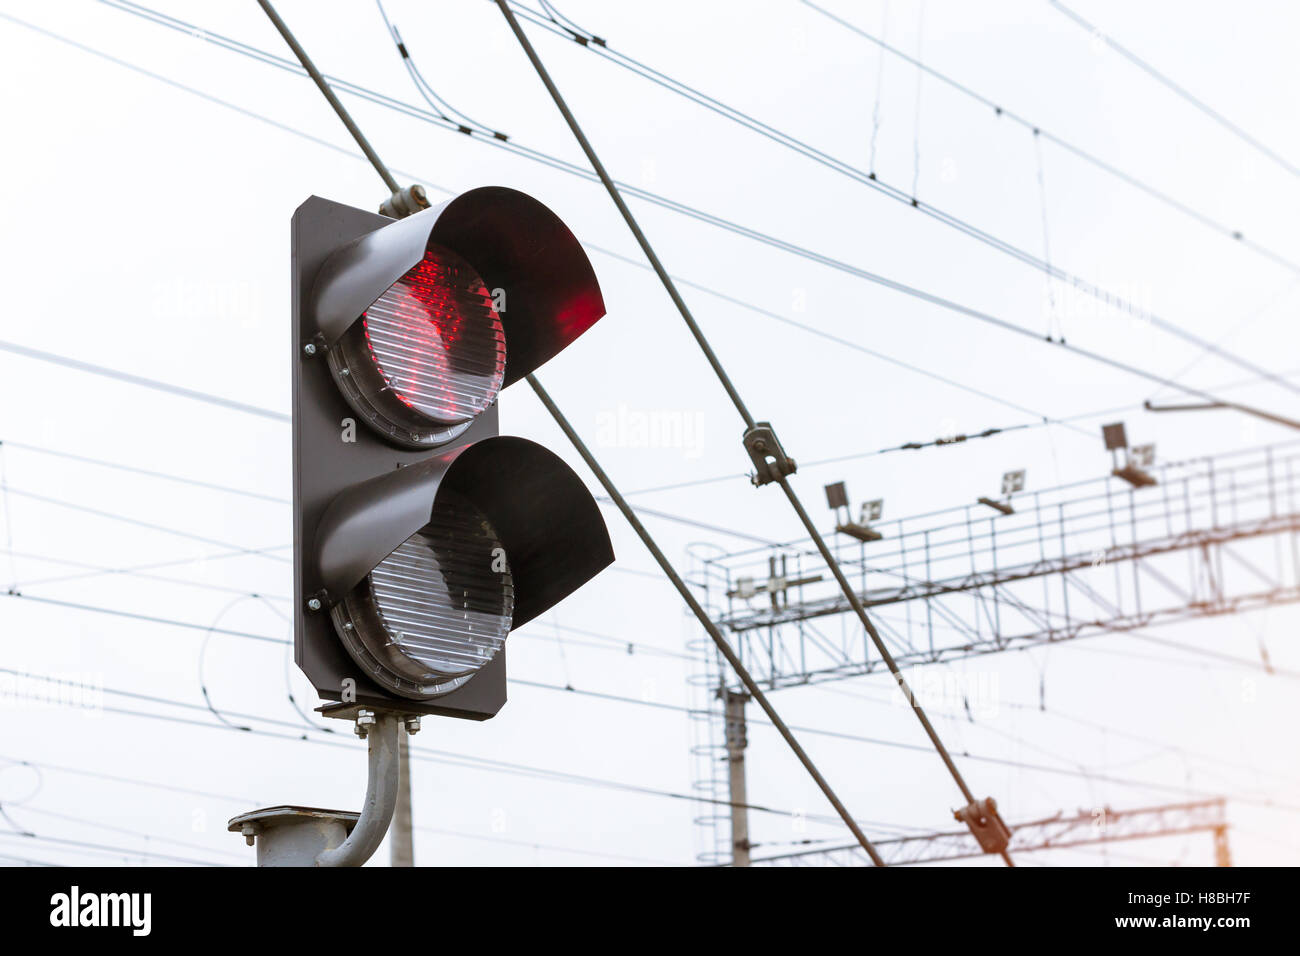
[
  {"x1": 743, "y1": 422, "x2": 796, "y2": 486},
  {"x1": 954, "y1": 796, "x2": 1013, "y2": 854}
]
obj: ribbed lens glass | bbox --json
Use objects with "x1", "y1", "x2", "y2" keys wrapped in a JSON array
[
  {"x1": 371, "y1": 501, "x2": 513, "y2": 677},
  {"x1": 362, "y1": 246, "x2": 505, "y2": 426},
  {"x1": 326, "y1": 244, "x2": 505, "y2": 449},
  {"x1": 330, "y1": 490, "x2": 514, "y2": 699}
]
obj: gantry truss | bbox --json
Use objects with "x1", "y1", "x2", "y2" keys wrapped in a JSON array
[
  {"x1": 687, "y1": 442, "x2": 1298, "y2": 863},
  {"x1": 749, "y1": 798, "x2": 1230, "y2": 866},
  {"x1": 697, "y1": 441, "x2": 1300, "y2": 690}
]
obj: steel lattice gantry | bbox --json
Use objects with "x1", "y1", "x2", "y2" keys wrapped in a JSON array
[
  {"x1": 749, "y1": 799, "x2": 1230, "y2": 866},
  {"x1": 687, "y1": 442, "x2": 1299, "y2": 864},
  {"x1": 699, "y1": 442, "x2": 1300, "y2": 690}
]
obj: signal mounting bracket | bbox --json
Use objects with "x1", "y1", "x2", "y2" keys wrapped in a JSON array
[
  {"x1": 317, "y1": 700, "x2": 427, "y2": 723},
  {"x1": 743, "y1": 422, "x2": 797, "y2": 486}
]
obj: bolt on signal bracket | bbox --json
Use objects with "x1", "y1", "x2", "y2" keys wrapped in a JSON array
[
  {"x1": 317, "y1": 700, "x2": 426, "y2": 730},
  {"x1": 743, "y1": 422, "x2": 797, "y2": 486},
  {"x1": 302, "y1": 332, "x2": 328, "y2": 358}
]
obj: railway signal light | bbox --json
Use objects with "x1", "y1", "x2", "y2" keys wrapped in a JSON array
[{"x1": 292, "y1": 187, "x2": 613, "y2": 719}]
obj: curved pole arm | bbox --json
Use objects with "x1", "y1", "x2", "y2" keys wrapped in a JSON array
[{"x1": 317, "y1": 713, "x2": 401, "y2": 867}]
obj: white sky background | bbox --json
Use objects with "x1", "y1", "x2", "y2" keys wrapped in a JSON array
[{"x1": 0, "y1": 0, "x2": 1297, "y2": 867}]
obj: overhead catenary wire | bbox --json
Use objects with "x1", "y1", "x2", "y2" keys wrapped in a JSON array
[
  {"x1": 3, "y1": 752, "x2": 675, "y2": 866},
  {"x1": 0, "y1": 772, "x2": 235, "y2": 866},
  {"x1": 1, "y1": 659, "x2": 1267, "y2": 841},
  {"x1": 9, "y1": 541, "x2": 292, "y2": 592},
  {"x1": 1034, "y1": 129, "x2": 1060, "y2": 341},
  {"x1": 1146, "y1": 278, "x2": 1300, "y2": 405},
  {"x1": 0, "y1": 744, "x2": 722, "y2": 865},
  {"x1": 88, "y1": 698, "x2": 893, "y2": 835},
  {"x1": 0, "y1": 829, "x2": 231, "y2": 867},
  {"x1": 5, "y1": 660, "x2": 1289, "y2": 818},
  {"x1": 413, "y1": 823, "x2": 678, "y2": 866},
  {"x1": 812, "y1": 676, "x2": 1300, "y2": 791},
  {"x1": 7, "y1": 217, "x2": 973, "y2": 555},
  {"x1": 254, "y1": 0, "x2": 398, "y2": 192},
  {"x1": 496, "y1": 0, "x2": 1300, "y2": 394},
  {"x1": 2, "y1": 585, "x2": 702, "y2": 668},
  {"x1": 909, "y1": 0, "x2": 924, "y2": 200},
  {"x1": 0, "y1": 752, "x2": 259, "y2": 805},
  {"x1": 0, "y1": 438, "x2": 289, "y2": 504},
  {"x1": 5, "y1": 666, "x2": 785, "y2": 824},
  {"x1": 619, "y1": 362, "x2": 1300, "y2": 496},
  {"x1": 799, "y1": 0, "x2": 1300, "y2": 271},
  {"x1": 374, "y1": 0, "x2": 508, "y2": 139},
  {"x1": 0, "y1": 852, "x2": 63, "y2": 867},
  {"x1": 12, "y1": 301, "x2": 1283, "y2": 555},
  {"x1": 3, "y1": 535, "x2": 696, "y2": 662},
  {"x1": 569, "y1": 241, "x2": 1096, "y2": 440},
  {"x1": 10, "y1": 803, "x2": 249, "y2": 862},
  {"x1": 2, "y1": 664, "x2": 866, "y2": 840},
  {"x1": 5, "y1": 561, "x2": 1295, "y2": 815},
  {"x1": 94, "y1": 1, "x2": 1300, "y2": 432},
  {"x1": 8, "y1": 551, "x2": 887, "y2": 848},
  {"x1": 1, "y1": 485, "x2": 289, "y2": 563},
  {"x1": 622, "y1": 423, "x2": 1039, "y2": 496},
  {"x1": 7, "y1": 547, "x2": 1287, "y2": 846},
  {"x1": 868, "y1": 0, "x2": 888, "y2": 176},
  {"x1": 1047, "y1": 0, "x2": 1300, "y2": 180},
  {"x1": 0, "y1": 591, "x2": 289, "y2": 646},
  {"x1": 55, "y1": 687, "x2": 1117, "y2": 867},
  {"x1": 0, "y1": 337, "x2": 287, "y2": 422},
  {"x1": 515, "y1": 675, "x2": 1300, "y2": 797},
  {"x1": 1, "y1": 547, "x2": 292, "y2": 603},
  {"x1": 12, "y1": 24, "x2": 1271, "y2": 522},
  {"x1": 0, "y1": 429, "x2": 736, "y2": 567},
  {"x1": 0, "y1": 443, "x2": 18, "y2": 589},
  {"x1": 597, "y1": 497, "x2": 778, "y2": 545}
]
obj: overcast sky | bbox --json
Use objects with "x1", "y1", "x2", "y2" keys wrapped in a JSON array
[{"x1": 0, "y1": 0, "x2": 1297, "y2": 867}]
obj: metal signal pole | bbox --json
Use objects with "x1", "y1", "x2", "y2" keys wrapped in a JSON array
[
  {"x1": 391, "y1": 735, "x2": 415, "y2": 866},
  {"x1": 723, "y1": 689, "x2": 751, "y2": 867}
]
